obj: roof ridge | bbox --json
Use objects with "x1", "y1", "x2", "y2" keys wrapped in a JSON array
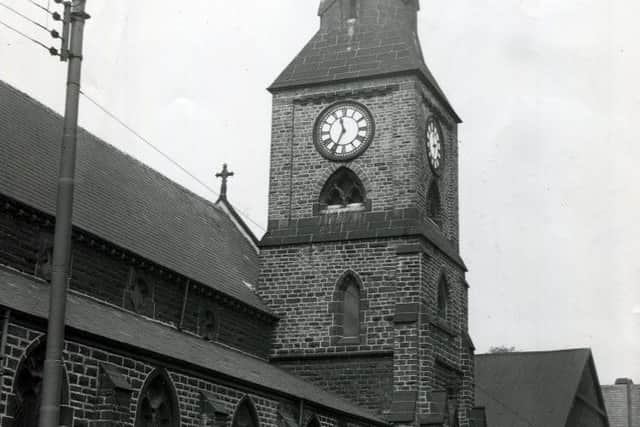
[{"x1": 476, "y1": 348, "x2": 591, "y2": 357}]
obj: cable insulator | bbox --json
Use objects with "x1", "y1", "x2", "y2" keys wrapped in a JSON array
[
  {"x1": 52, "y1": 11, "x2": 61, "y2": 21},
  {"x1": 50, "y1": 29, "x2": 60, "y2": 38},
  {"x1": 48, "y1": 46, "x2": 58, "y2": 56}
]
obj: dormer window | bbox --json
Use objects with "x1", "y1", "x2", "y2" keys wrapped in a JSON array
[{"x1": 319, "y1": 167, "x2": 366, "y2": 213}]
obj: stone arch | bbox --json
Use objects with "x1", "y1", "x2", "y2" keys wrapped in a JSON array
[
  {"x1": 11, "y1": 336, "x2": 70, "y2": 427},
  {"x1": 329, "y1": 270, "x2": 368, "y2": 345},
  {"x1": 314, "y1": 164, "x2": 371, "y2": 211},
  {"x1": 306, "y1": 415, "x2": 321, "y2": 427},
  {"x1": 318, "y1": 167, "x2": 367, "y2": 209},
  {"x1": 134, "y1": 368, "x2": 180, "y2": 427},
  {"x1": 231, "y1": 395, "x2": 261, "y2": 427}
]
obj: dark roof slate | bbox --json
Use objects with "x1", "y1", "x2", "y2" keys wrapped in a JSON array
[
  {"x1": 0, "y1": 80, "x2": 269, "y2": 313},
  {"x1": 0, "y1": 267, "x2": 386, "y2": 425},
  {"x1": 270, "y1": 4, "x2": 460, "y2": 122},
  {"x1": 474, "y1": 349, "x2": 593, "y2": 427}
]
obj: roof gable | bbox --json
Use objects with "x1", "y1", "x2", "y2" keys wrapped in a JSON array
[
  {"x1": 0, "y1": 80, "x2": 269, "y2": 313},
  {"x1": 475, "y1": 349, "x2": 593, "y2": 427}
]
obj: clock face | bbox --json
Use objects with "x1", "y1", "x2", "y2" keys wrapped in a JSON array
[
  {"x1": 314, "y1": 102, "x2": 375, "y2": 161},
  {"x1": 426, "y1": 117, "x2": 444, "y2": 175}
]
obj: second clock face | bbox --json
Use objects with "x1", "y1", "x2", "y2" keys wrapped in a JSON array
[
  {"x1": 314, "y1": 102, "x2": 375, "y2": 161},
  {"x1": 426, "y1": 117, "x2": 444, "y2": 175}
]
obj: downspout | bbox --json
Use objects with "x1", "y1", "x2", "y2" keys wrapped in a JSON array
[{"x1": 298, "y1": 399, "x2": 305, "y2": 427}]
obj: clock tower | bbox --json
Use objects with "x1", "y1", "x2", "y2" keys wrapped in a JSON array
[{"x1": 257, "y1": 1, "x2": 474, "y2": 426}]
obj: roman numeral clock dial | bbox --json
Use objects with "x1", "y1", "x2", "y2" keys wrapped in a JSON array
[
  {"x1": 426, "y1": 117, "x2": 445, "y2": 175},
  {"x1": 314, "y1": 102, "x2": 375, "y2": 161}
]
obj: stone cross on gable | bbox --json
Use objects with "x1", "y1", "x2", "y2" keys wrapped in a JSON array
[{"x1": 215, "y1": 163, "x2": 234, "y2": 200}]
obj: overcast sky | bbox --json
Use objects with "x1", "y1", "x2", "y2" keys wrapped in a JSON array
[{"x1": 1, "y1": 0, "x2": 639, "y2": 383}]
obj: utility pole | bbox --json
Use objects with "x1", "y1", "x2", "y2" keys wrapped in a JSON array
[{"x1": 39, "y1": 1, "x2": 89, "y2": 426}]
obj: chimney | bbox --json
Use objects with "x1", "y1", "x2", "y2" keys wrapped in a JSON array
[{"x1": 614, "y1": 378, "x2": 634, "y2": 427}]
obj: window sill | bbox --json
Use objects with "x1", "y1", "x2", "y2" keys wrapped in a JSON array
[
  {"x1": 337, "y1": 336, "x2": 361, "y2": 346},
  {"x1": 320, "y1": 204, "x2": 366, "y2": 214}
]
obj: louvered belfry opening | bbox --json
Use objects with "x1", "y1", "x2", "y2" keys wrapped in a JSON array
[{"x1": 319, "y1": 167, "x2": 366, "y2": 211}]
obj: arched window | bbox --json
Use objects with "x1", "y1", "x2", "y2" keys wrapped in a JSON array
[
  {"x1": 437, "y1": 277, "x2": 449, "y2": 319},
  {"x1": 232, "y1": 397, "x2": 260, "y2": 427},
  {"x1": 13, "y1": 339, "x2": 69, "y2": 427},
  {"x1": 307, "y1": 417, "x2": 321, "y2": 427},
  {"x1": 343, "y1": 277, "x2": 361, "y2": 337},
  {"x1": 135, "y1": 370, "x2": 179, "y2": 427},
  {"x1": 319, "y1": 168, "x2": 366, "y2": 212},
  {"x1": 427, "y1": 181, "x2": 442, "y2": 227}
]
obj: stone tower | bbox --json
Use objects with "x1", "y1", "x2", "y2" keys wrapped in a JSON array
[{"x1": 258, "y1": 1, "x2": 473, "y2": 425}]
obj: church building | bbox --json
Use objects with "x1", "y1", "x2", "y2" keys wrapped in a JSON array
[{"x1": 0, "y1": 1, "x2": 475, "y2": 426}]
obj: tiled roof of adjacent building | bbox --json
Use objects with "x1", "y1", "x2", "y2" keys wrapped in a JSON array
[
  {"x1": 475, "y1": 349, "x2": 608, "y2": 427},
  {"x1": 270, "y1": 0, "x2": 460, "y2": 122},
  {"x1": 0, "y1": 80, "x2": 270, "y2": 314},
  {"x1": 0, "y1": 267, "x2": 387, "y2": 425}
]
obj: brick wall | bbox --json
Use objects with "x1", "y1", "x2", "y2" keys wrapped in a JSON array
[
  {"x1": 273, "y1": 354, "x2": 394, "y2": 413},
  {"x1": 260, "y1": 69, "x2": 470, "y2": 425},
  {"x1": 602, "y1": 381, "x2": 640, "y2": 427},
  {"x1": 265, "y1": 75, "x2": 459, "y2": 243},
  {"x1": 0, "y1": 200, "x2": 274, "y2": 359},
  {"x1": 0, "y1": 319, "x2": 378, "y2": 427}
]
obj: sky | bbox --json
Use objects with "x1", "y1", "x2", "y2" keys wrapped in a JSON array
[{"x1": 1, "y1": 0, "x2": 639, "y2": 383}]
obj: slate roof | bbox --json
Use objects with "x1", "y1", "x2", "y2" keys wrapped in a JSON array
[
  {"x1": 0, "y1": 80, "x2": 269, "y2": 313},
  {"x1": 270, "y1": 1, "x2": 460, "y2": 122},
  {"x1": 0, "y1": 267, "x2": 386, "y2": 425},
  {"x1": 474, "y1": 349, "x2": 595, "y2": 427}
]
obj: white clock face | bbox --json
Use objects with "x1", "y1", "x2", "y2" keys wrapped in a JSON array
[
  {"x1": 426, "y1": 118, "x2": 444, "y2": 175},
  {"x1": 314, "y1": 102, "x2": 374, "y2": 161}
]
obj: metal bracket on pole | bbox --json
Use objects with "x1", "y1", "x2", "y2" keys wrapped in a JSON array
[{"x1": 59, "y1": 2, "x2": 71, "y2": 62}]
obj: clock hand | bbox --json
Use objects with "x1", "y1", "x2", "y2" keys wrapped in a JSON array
[{"x1": 336, "y1": 118, "x2": 347, "y2": 144}]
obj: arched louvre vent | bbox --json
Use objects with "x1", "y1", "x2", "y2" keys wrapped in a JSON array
[{"x1": 319, "y1": 168, "x2": 366, "y2": 212}]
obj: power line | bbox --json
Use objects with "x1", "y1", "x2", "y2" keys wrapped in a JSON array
[
  {"x1": 475, "y1": 383, "x2": 535, "y2": 427},
  {"x1": 79, "y1": 90, "x2": 267, "y2": 233},
  {"x1": 26, "y1": 0, "x2": 51, "y2": 14},
  {"x1": 0, "y1": 18, "x2": 53, "y2": 52},
  {"x1": 0, "y1": 0, "x2": 50, "y2": 32}
]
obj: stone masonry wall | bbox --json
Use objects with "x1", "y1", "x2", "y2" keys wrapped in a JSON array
[
  {"x1": 0, "y1": 318, "x2": 378, "y2": 427},
  {"x1": 274, "y1": 354, "x2": 394, "y2": 414}
]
